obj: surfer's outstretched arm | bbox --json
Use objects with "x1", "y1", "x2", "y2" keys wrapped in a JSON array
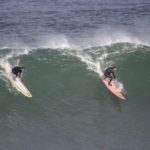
[
  {"x1": 18, "y1": 72, "x2": 21, "y2": 78},
  {"x1": 112, "y1": 72, "x2": 116, "y2": 79}
]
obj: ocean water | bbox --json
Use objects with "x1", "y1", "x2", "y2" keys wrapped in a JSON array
[{"x1": 0, "y1": 0, "x2": 150, "y2": 150}]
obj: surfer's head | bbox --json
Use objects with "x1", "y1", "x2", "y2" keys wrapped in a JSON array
[
  {"x1": 21, "y1": 66, "x2": 26, "y2": 71},
  {"x1": 112, "y1": 66, "x2": 117, "y2": 71}
]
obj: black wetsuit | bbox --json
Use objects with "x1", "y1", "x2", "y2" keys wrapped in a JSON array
[
  {"x1": 12, "y1": 66, "x2": 23, "y2": 78},
  {"x1": 104, "y1": 67, "x2": 116, "y2": 85}
]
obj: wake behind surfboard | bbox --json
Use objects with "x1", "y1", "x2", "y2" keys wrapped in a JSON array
[
  {"x1": 7, "y1": 74, "x2": 32, "y2": 98},
  {"x1": 102, "y1": 77, "x2": 125, "y2": 101}
]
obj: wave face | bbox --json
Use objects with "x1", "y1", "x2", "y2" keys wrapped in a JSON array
[
  {"x1": 0, "y1": 0, "x2": 150, "y2": 150},
  {"x1": 0, "y1": 43, "x2": 150, "y2": 150}
]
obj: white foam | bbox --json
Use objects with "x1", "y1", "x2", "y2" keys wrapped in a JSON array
[
  {"x1": 35, "y1": 34, "x2": 73, "y2": 49},
  {"x1": 68, "y1": 51, "x2": 103, "y2": 76},
  {"x1": 80, "y1": 28, "x2": 146, "y2": 48},
  {"x1": 113, "y1": 80, "x2": 124, "y2": 92}
]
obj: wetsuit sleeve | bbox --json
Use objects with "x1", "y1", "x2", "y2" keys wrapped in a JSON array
[
  {"x1": 18, "y1": 72, "x2": 21, "y2": 78},
  {"x1": 18, "y1": 70, "x2": 22, "y2": 78},
  {"x1": 112, "y1": 72, "x2": 116, "y2": 79}
]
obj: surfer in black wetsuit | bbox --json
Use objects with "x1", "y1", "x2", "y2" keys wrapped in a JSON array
[
  {"x1": 12, "y1": 66, "x2": 25, "y2": 79},
  {"x1": 104, "y1": 66, "x2": 117, "y2": 86}
]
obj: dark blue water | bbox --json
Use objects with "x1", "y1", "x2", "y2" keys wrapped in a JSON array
[
  {"x1": 0, "y1": 1, "x2": 150, "y2": 150},
  {"x1": 0, "y1": 0, "x2": 150, "y2": 47}
]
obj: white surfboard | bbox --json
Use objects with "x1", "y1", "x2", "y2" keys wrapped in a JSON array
[{"x1": 7, "y1": 75, "x2": 32, "y2": 98}]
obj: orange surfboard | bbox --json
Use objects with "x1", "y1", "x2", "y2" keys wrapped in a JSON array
[{"x1": 102, "y1": 78, "x2": 125, "y2": 101}]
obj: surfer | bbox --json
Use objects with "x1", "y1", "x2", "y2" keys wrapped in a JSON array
[
  {"x1": 12, "y1": 66, "x2": 25, "y2": 79},
  {"x1": 104, "y1": 66, "x2": 117, "y2": 86}
]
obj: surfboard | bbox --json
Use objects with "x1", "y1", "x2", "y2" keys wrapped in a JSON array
[
  {"x1": 102, "y1": 78, "x2": 125, "y2": 101},
  {"x1": 7, "y1": 75, "x2": 32, "y2": 98}
]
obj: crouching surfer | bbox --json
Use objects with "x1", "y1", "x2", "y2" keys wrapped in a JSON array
[
  {"x1": 12, "y1": 66, "x2": 25, "y2": 80},
  {"x1": 104, "y1": 66, "x2": 117, "y2": 86}
]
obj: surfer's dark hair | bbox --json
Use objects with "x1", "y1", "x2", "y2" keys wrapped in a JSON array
[{"x1": 112, "y1": 66, "x2": 117, "y2": 69}]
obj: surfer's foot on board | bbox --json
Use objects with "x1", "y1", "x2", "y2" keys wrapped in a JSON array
[{"x1": 108, "y1": 83, "x2": 112, "y2": 86}]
